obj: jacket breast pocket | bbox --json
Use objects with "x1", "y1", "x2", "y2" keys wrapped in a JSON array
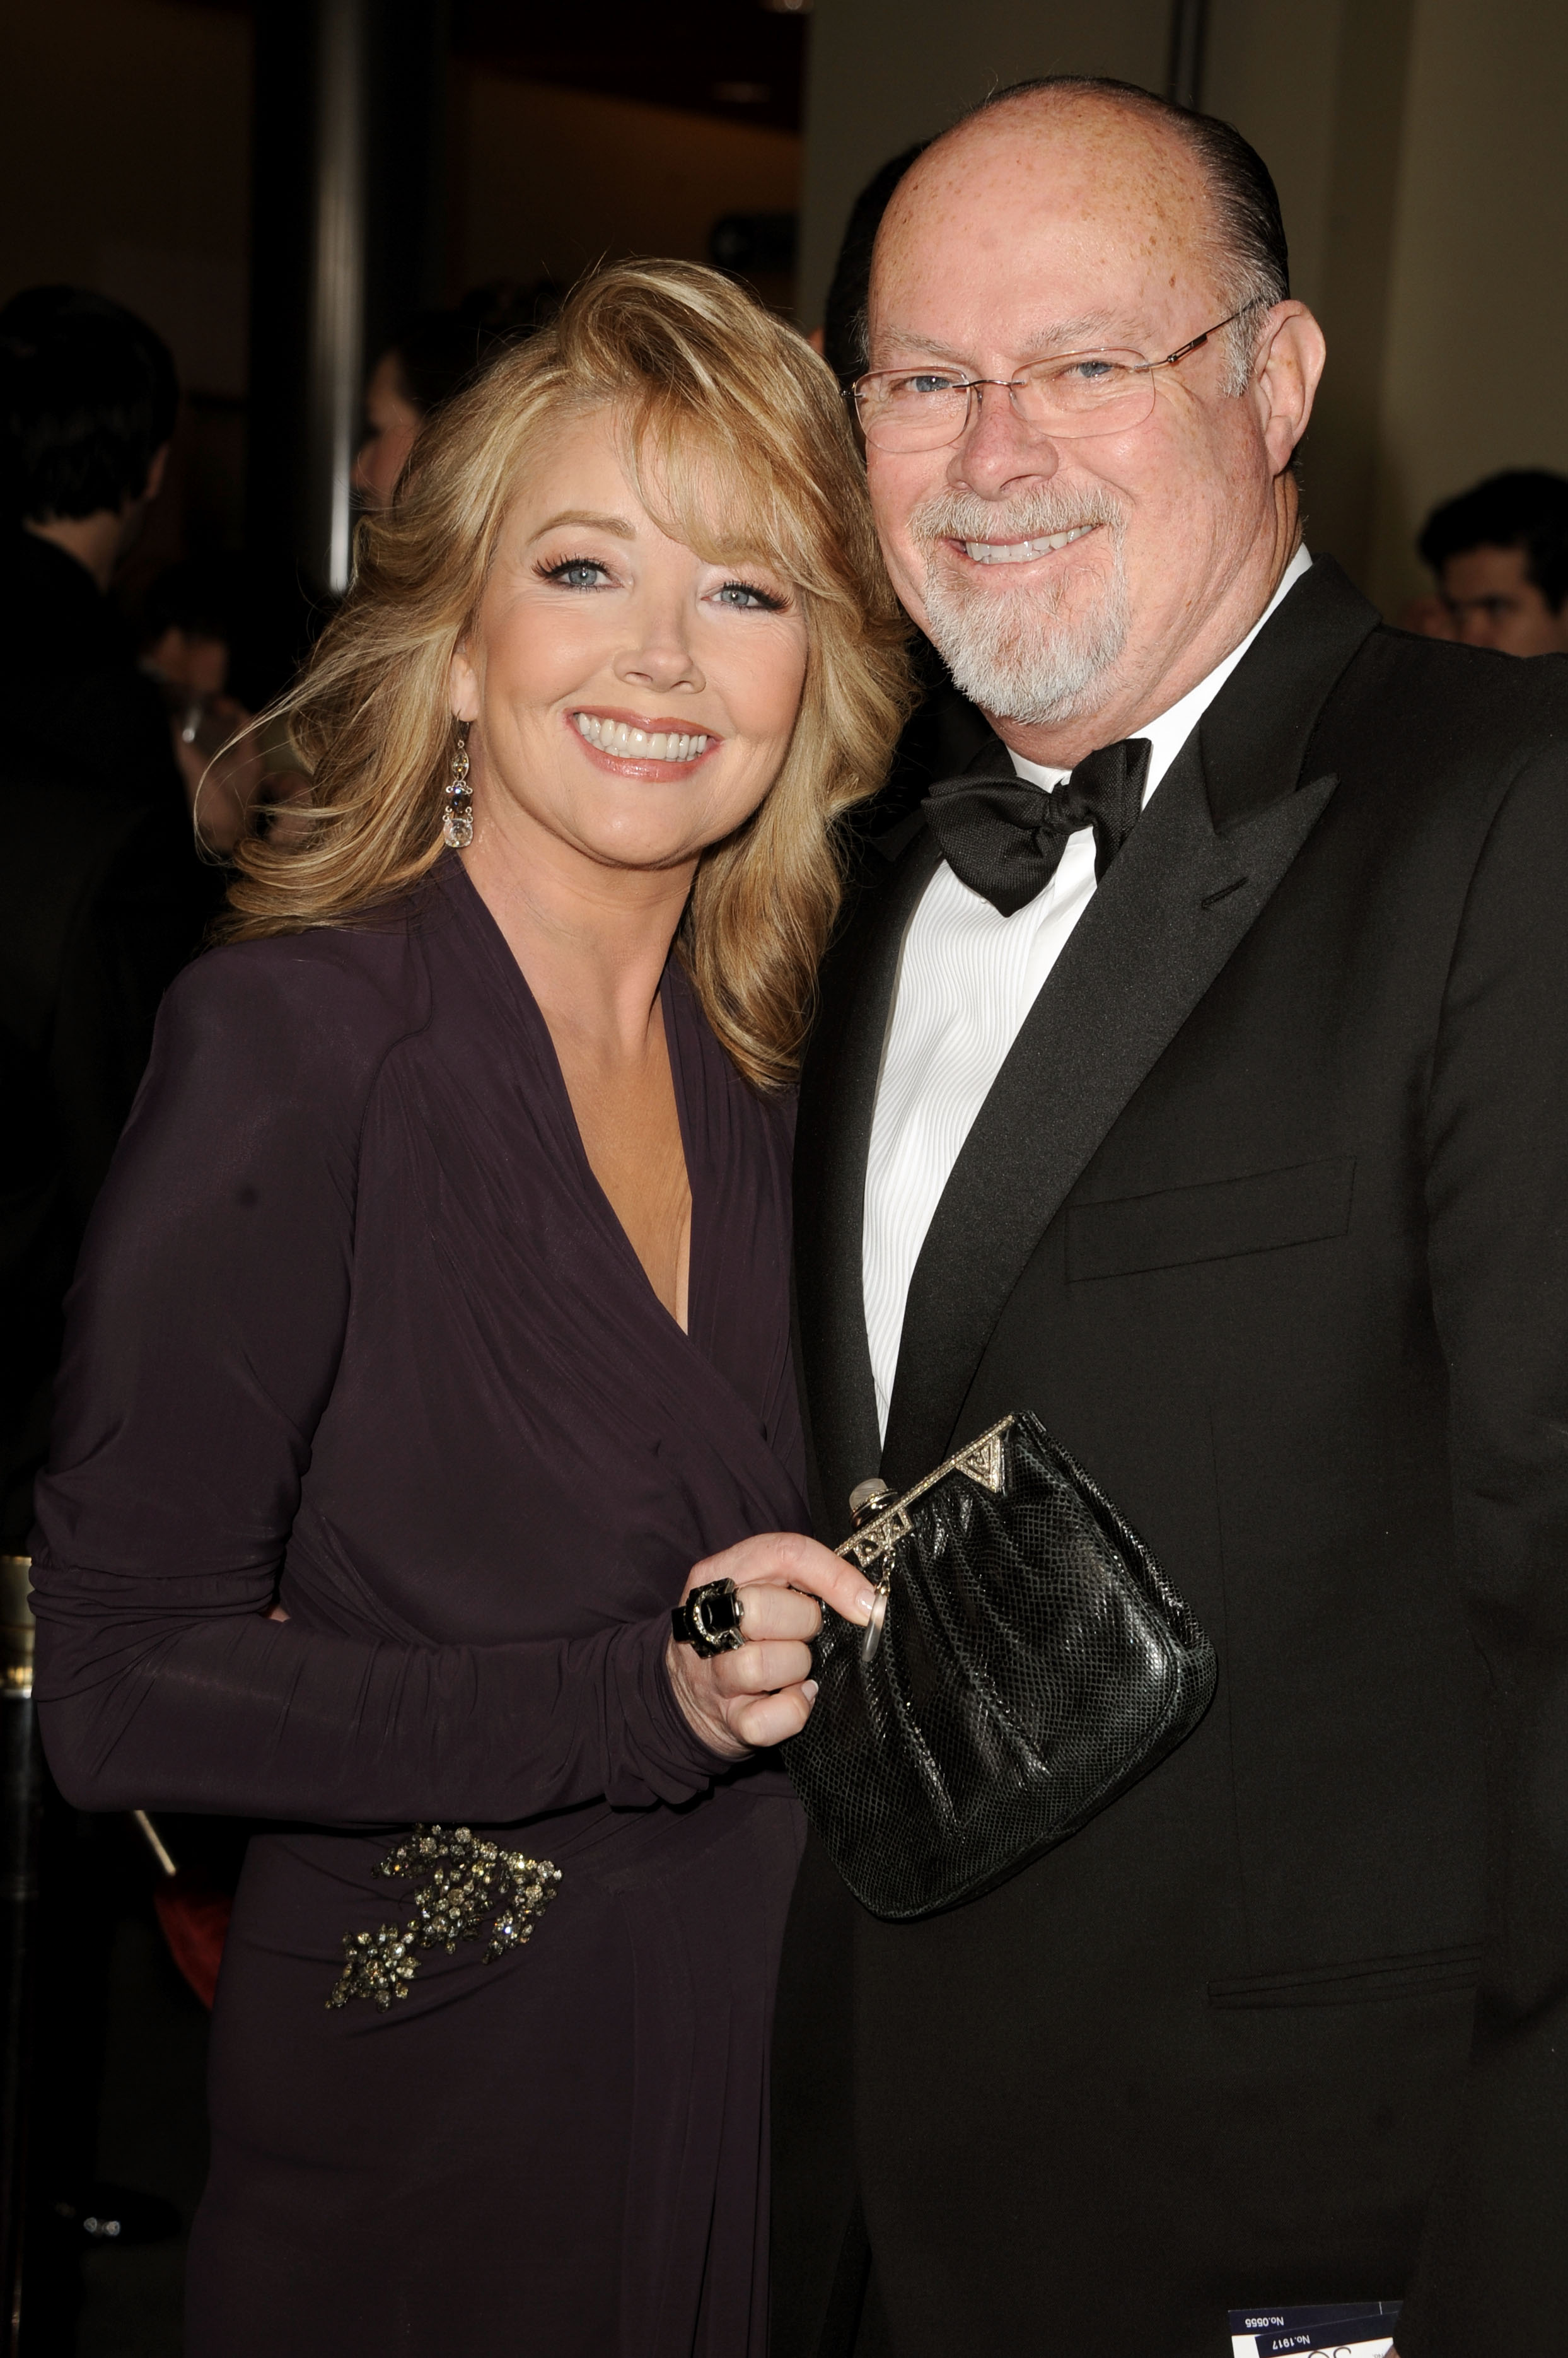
[
  {"x1": 1065, "y1": 1156, "x2": 1355, "y2": 1282},
  {"x1": 1207, "y1": 1943, "x2": 1482, "y2": 2009}
]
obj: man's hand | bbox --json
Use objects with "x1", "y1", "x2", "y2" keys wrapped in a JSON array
[
  {"x1": 666, "y1": 1532, "x2": 877, "y2": 1760},
  {"x1": 172, "y1": 700, "x2": 265, "y2": 853}
]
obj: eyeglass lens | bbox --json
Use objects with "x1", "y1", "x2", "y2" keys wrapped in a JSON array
[{"x1": 856, "y1": 353, "x2": 1160, "y2": 452}]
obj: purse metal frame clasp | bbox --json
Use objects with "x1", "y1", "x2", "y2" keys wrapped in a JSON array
[{"x1": 837, "y1": 1416, "x2": 1013, "y2": 1663}]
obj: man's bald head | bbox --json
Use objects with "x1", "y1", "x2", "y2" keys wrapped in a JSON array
[{"x1": 873, "y1": 79, "x2": 1289, "y2": 397}]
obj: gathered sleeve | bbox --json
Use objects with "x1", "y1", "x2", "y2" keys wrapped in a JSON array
[{"x1": 30, "y1": 940, "x2": 724, "y2": 1826}]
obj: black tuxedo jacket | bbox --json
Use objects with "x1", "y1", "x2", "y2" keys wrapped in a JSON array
[{"x1": 772, "y1": 559, "x2": 1568, "y2": 2358}]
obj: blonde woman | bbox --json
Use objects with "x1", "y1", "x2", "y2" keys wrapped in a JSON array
[{"x1": 30, "y1": 263, "x2": 905, "y2": 2355}]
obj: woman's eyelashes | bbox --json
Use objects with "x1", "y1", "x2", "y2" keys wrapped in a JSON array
[
  {"x1": 711, "y1": 580, "x2": 788, "y2": 613},
  {"x1": 537, "y1": 554, "x2": 615, "y2": 591},
  {"x1": 532, "y1": 552, "x2": 788, "y2": 614}
]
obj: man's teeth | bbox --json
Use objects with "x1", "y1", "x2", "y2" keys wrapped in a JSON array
[
  {"x1": 961, "y1": 523, "x2": 1098, "y2": 564},
  {"x1": 573, "y1": 713, "x2": 711, "y2": 762}
]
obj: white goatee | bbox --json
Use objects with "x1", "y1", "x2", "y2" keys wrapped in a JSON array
[{"x1": 912, "y1": 487, "x2": 1131, "y2": 727}]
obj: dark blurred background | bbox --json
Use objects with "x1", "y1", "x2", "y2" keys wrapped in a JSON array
[{"x1": 0, "y1": 0, "x2": 811, "y2": 622}]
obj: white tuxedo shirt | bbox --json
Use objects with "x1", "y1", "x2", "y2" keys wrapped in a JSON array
[{"x1": 862, "y1": 547, "x2": 1313, "y2": 1439}]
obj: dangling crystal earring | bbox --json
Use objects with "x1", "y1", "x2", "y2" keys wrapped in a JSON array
[{"x1": 443, "y1": 722, "x2": 473, "y2": 848}]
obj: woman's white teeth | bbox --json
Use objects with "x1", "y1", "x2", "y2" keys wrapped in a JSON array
[
  {"x1": 962, "y1": 523, "x2": 1097, "y2": 564},
  {"x1": 573, "y1": 713, "x2": 710, "y2": 761}
]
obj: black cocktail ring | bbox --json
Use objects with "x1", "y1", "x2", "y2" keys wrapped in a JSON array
[{"x1": 671, "y1": 1577, "x2": 745, "y2": 1657}]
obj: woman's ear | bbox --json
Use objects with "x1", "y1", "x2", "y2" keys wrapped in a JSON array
[{"x1": 448, "y1": 641, "x2": 480, "y2": 725}]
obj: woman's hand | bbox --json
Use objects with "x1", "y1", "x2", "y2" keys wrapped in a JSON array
[{"x1": 666, "y1": 1532, "x2": 877, "y2": 1761}]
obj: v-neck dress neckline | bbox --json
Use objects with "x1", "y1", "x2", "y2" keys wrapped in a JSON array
[{"x1": 441, "y1": 851, "x2": 709, "y2": 1354}]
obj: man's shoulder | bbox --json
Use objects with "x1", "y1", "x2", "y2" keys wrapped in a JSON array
[
  {"x1": 0, "y1": 530, "x2": 118, "y2": 668},
  {"x1": 0, "y1": 759, "x2": 153, "y2": 875},
  {"x1": 1332, "y1": 625, "x2": 1568, "y2": 774}
]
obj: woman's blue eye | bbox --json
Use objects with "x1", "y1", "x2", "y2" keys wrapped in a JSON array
[
  {"x1": 714, "y1": 581, "x2": 783, "y2": 611},
  {"x1": 542, "y1": 558, "x2": 611, "y2": 589}
]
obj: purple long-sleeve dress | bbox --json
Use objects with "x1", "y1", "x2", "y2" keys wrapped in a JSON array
[{"x1": 30, "y1": 855, "x2": 809, "y2": 2357}]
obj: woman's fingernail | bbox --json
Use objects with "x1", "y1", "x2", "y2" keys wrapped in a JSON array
[{"x1": 803, "y1": 1679, "x2": 819, "y2": 1702}]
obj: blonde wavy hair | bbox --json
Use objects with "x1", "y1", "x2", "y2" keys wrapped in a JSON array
[{"x1": 222, "y1": 260, "x2": 912, "y2": 1088}]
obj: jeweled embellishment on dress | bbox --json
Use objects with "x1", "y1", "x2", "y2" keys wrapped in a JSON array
[{"x1": 328, "y1": 1824, "x2": 562, "y2": 2010}]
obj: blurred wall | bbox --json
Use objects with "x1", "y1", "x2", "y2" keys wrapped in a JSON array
[
  {"x1": 1362, "y1": 0, "x2": 1568, "y2": 614},
  {"x1": 0, "y1": 0, "x2": 253, "y2": 572},
  {"x1": 0, "y1": 0, "x2": 252, "y2": 399},
  {"x1": 798, "y1": 0, "x2": 1568, "y2": 615},
  {"x1": 1202, "y1": 0, "x2": 1418, "y2": 608},
  {"x1": 1206, "y1": 0, "x2": 1568, "y2": 617},
  {"x1": 796, "y1": 0, "x2": 1168, "y2": 334},
  {"x1": 0, "y1": 3, "x2": 799, "y2": 385},
  {"x1": 448, "y1": 67, "x2": 799, "y2": 300}
]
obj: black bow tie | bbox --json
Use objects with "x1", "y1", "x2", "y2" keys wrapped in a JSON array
[{"x1": 921, "y1": 736, "x2": 1153, "y2": 917}]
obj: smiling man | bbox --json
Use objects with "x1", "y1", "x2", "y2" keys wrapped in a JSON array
[{"x1": 772, "y1": 78, "x2": 1568, "y2": 2358}]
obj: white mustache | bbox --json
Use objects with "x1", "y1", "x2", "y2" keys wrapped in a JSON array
[{"x1": 910, "y1": 486, "x2": 1126, "y2": 554}]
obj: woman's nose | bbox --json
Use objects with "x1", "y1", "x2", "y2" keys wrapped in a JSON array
[{"x1": 613, "y1": 616, "x2": 705, "y2": 695}]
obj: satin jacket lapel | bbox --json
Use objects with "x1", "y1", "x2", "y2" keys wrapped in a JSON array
[
  {"x1": 794, "y1": 826, "x2": 945, "y2": 1533},
  {"x1": 880, "y1": 556, "x2": 1379, "y2": 1488}
]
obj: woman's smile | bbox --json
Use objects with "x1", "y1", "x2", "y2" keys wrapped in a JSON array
[{"x1": 568, "y1": 706, "x2": 717, "y2": 778}]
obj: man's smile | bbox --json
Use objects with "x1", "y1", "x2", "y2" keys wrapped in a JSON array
[{"x1": 948, "y1": 522, "x2": 1103, "y2": 566}]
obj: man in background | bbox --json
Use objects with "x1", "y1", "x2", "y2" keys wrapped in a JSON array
[
  {"x1": 0, "y1": 284, "x2": 205, "y2": 1556},
  {"x1": 1412, "y1": 467, "x2": 1568, "y2": 653},
  {"x1": 1, "y1": 283, "x2": 212, "y2": 2337},
  {"x1": 1, "y1": 288, "x2": 192, "y2": 808}
]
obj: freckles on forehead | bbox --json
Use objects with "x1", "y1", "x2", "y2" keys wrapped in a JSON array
[{"x1": 871, "y1": 99, "x2": 1214, "y2": 352}]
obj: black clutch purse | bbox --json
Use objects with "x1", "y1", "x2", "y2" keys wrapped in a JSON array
[{"x1": 784, "y1": 1412, "x2": 1217, "y2": 1920}]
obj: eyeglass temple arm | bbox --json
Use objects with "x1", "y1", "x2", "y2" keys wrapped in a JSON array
[{"x1": 1157, "y1": 297, "x2": 1267, "y2": 373}]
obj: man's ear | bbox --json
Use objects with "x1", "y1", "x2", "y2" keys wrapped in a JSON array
[
  {"x1": 1254, "y1": 303, "x2": 1327, "y2": 476},
  {"x1": 142, "y1": 443, "x2": 171, "y2": 505},
  {"x1": 448, "y1": 641, "x2": 480, "y2": 725}
]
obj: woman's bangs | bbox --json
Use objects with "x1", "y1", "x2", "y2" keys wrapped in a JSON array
[{"x1": 620, "y1": 397, "x2": 818, "y2": 593}]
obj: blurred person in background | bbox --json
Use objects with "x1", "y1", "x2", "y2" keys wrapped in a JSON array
[
  {"x1": 353, "y1": 307, "x2": 474, "y2": 511},
  {"x1": 0, "y1": 285, "x2": 207, "y2": 1551},
  {"x1": 354, "y1": 281, "x2": 555, "y2": 510},
  {"x1": 137, "y1": 555, "x2": 308, "y2": 854},
  {"x1": 142, "y1": 554, "x2": 238, "y2": 703},
  {"x1": 1, "y1": 287, "x2": 192, "y2": 812},
  {"x1": 0, "y1": 281, "x2": 212, "y2": 2339},
  {"x1": 1408, "y1": 469, "x2": 1568, "y2": 652}
]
